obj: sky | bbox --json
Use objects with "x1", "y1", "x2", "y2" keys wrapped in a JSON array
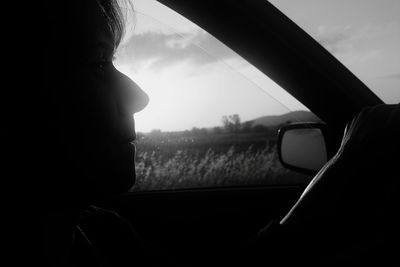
[
  {"x1": 268, "y1": 0, "x2": 400, "y2": 103},
  {"x1": 114, "y1": 0, "x2": 400, "y2": 132}
]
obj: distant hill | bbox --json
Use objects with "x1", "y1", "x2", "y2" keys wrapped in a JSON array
[
  {"x1": 141, "y1": 111, "x2": 322, "y2": 134},
  {"x1": 246, "y1": 110, "x2": 322, "y2": 127}
]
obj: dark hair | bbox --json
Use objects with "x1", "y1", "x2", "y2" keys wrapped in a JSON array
[
  {"x1": 97, "y1": 0, "x2": 133, "y2": 51},
  {"x1": 40, "y1": 0, "x2": 132, "y2": 62}
]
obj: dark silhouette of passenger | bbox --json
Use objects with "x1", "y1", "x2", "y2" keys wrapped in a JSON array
[{"x1": 7, "y1": 1, "x2": 154, "y2": 266}]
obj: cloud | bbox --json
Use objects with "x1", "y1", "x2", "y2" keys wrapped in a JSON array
[
  {"x1": 114, "y1": 29, "x2": 237, "y2": 71},
  {"x1": 381, "y1": 73, "x2": 400, "y2": 80},
  {"x1": 315, "y1": 23, "x2": 396, "y2": 58},
  {"x1": 315, "y1": 26, "x2": 356, "y2": 55}
]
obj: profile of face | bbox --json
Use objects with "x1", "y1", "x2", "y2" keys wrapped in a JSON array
[{"x1": 41, "y1": 0, "x2": 148, "y2": 202}]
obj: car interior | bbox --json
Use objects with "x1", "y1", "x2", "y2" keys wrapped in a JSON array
[{"x1": 63, "y1": 0, "x2": 398, "y2": 266}]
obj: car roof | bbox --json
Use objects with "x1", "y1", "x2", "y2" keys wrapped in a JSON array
[{"x1": 158, "y1": 0, "x2": 383, "y2": 132}]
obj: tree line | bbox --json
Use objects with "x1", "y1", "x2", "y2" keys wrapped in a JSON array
[{"x1": 144, "y1": 114, "x2": 285, "y2": 137}]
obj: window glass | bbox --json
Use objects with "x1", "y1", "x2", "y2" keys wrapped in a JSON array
[
  {"x1": 114, "y1": 0, "x2": 319, "y2": 191},
  {"x1": 268, "y1": 0, "x2": 400, "y2": 104}
]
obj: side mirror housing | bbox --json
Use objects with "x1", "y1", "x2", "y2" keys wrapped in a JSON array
[{"x1": 278, "y1": 123, "x2": 332, "y2": 174}]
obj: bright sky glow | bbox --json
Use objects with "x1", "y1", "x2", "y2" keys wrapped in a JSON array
[
  {"x1": 114, "y1": 0, "x2": 307, "y2": 132},
  {"x1": 114, "y1": 0, "x2": 399, "y2": 132}
]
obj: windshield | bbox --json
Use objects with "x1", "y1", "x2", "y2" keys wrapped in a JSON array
[
  {"x1": 268, "y1": 0, "x2": 400, "y2": 104},
  {"x1": 114, "y1": 0, "x2": 315, "y2": 133},
  {"x1": 112, "y1": 0, "x2": 318, "y2": 190}
]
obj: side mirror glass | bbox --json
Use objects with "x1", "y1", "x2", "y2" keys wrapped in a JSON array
[{"x1": 278, "y1": 123, "x2": 328, "y2": 174}]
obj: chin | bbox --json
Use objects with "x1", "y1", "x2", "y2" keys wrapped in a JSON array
[
  {"x1": 92, "y1": 162, "x2": 136, "y2": 197},
  {"x1": 116, "y1": 158, "x2": 137, "y2": 191},
  {"x1": 82, "y1": 143, "x2": 137, "y2": 197},
  {"x1": 107, "y1": 144, "x2": 137, "y2": 194}
]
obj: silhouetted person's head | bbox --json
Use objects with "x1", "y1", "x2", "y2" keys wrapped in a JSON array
[{"x1": 27, "y1": 0, "x2": 148, "y2": 211}]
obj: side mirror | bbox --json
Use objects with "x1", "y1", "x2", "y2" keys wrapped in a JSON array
[{"x1": 278, "y1": 123, "x2": 331, "y2": 174}]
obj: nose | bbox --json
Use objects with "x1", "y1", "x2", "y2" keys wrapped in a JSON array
[{"x1": 113, "y1": 70, "x2": 149, "y2": 116}]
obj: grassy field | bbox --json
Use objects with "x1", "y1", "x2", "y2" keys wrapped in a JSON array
[{"x1": 132, "y1": 131, "x2": 311, "y2": 191}]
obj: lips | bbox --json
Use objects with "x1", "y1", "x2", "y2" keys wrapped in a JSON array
[
  {"x1": 127, "y1": 141, "x2": 137, "y2": 160},
  {"x1": 120, "y1": 132, "x2": 136, "y2": 145}
]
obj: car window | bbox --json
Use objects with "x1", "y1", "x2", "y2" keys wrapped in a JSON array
[
  {"x1": 268, "y1": 0, "x2": 400, "y2": 104},
  {"x1": 114, "y1": 0, "x2": 320, "y2": 191}
]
